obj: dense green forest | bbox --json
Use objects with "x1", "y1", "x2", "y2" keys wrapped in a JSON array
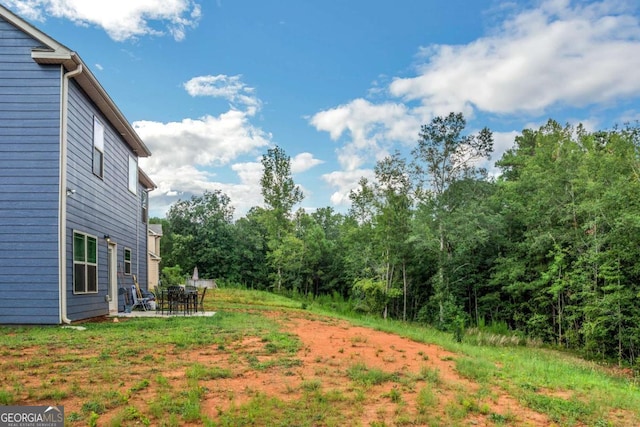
[{"x1": 153, "y1": 113, "x2": 640, "y2": 367}]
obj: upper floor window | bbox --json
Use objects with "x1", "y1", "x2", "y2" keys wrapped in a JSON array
[
  {"x1": 73, "y1": 231, "x2": 98, "y2": 294},
  {"x1": 141, "y1": 191, "x2": 148, "y2": 224},
  {"x1": 128, "y1": 156, "x2": 137, "y2": 194},
  {"x1": 93, "y1": 117, "x2": 104, "y2": 178}
]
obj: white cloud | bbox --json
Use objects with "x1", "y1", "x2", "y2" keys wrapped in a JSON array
[
  {"x1": 135, "y1": 110, "x2": 270, "y2": 170},
  {"x1": 184, "y1": 75, "x2": 262, "y2": 114},
  {"x1": 136, "y1": 110, "x2": 270, "y2": 216},
  {"x1": 231, "y1": 161, "x2": 263, "y2": 187},
  {"x1": 291, "y1": 153, "x2": 323, "y2": 174},
  {"x1": 136, "y1": 73, "x2": 274, "y2": 217},
  {"x1": 390, "y1": 0, "x2": 640, "y2": 115},
  {"x1": 5, "y1": 0, "x2": 201, "y2": 41},
  {"x1": 321, "y1": 168, "x2": 376, "y2": 206},
  {"x1": 310, "y1": 98, "x2": 422, "y2": 170}
]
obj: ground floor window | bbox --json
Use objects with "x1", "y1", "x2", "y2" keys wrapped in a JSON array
[
  {"x1": 73, "y1": 231, "x2": 98, "y2": 294},
  {"x1": 124, "y1": 247, "x2": 132, "y2": 275}
]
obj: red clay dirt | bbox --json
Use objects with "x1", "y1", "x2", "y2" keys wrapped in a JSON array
[{"x1": 192, "y1": 312, "x2": 554, "y2": 426}]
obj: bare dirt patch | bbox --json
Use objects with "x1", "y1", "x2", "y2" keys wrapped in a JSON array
[{"x1": 267, "y1": 313, "x2": 552, "y2": 426}]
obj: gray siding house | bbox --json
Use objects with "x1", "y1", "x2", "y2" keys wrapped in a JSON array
[{"x1": 0, "y1": 5, "x2": 155, "y2": 324}]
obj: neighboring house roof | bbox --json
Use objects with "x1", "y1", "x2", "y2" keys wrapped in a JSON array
[
  {"x1": 148, "y1": 224, "x2": 163, "y2": 236},
  {"x1": 0, "y1": 4, "x2": 151, "y2": 158}
]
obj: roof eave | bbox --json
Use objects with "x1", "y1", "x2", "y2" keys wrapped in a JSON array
[
  {"x1": 139, "y1": 167, "x2": 156, "y2": 191},
  {"x1": 32, "y1": 51, "x2": 152, "y2": 158}
]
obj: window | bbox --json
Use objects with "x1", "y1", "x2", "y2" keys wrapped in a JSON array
[
  {"x1": 93, "y1": 117, "x2": 104, "y2": 178},
  {"x1": 141, "y1": 191, "x2": 148, "y2": 223},
  {"x1": 128, "y1": 156, "x2": 137, "y2": 194},
  {"x1": 73, "y1": 232, "x2": 98, "y2": 294},
  {"x1": 124, "y1": 248, "x2": 132, "y2": 275}
]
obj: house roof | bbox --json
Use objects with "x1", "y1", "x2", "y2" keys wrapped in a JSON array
[
  {"x1": 0, "y1": 4, "x2": 152, "y2": 158},
  {"x1": 148, "y1": 224, "x2": 163, "y2": 236}
]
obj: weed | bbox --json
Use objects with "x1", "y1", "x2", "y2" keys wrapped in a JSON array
[
  {"x1": 490, "y1": 411, "x2": 516, "y2": 424},
  {"x1": 186, "y1": 363, "x2": 233, "y2": 380},
  {"x1": 385, "y1": 386, "x2": 403, "y2": 403},
  {"x1": 87, "y1": 411, "x2": 99, "y2": 427},
  {"x1": 350, "y1": 334, "x2": 368, "y2": 345},
  {"x1": 265, "y1": 342, "x2": 279, "y2": 353},
  {"x1": 347, "y1": 362, "x2": 394, "y2": 386},
  {"x1": 382, "y1": 355, "x2": 396, "y2": 363},
  {"x1": 455, "y1": 357, "x2": 496, "y2": 383},
  {"x1": 35, "y1": 387, "x2": 67, "y2": 401},
  {"x1": 284, "y1": 383, "x2": 298, "y2": 394},
  {"x1": 522, "y1": 392, "x2": 595, "y2": 424},
  {"x1": 155, "y1": 374, "x2": 170, "y2": 388},
  {"x1": 66, "y1": 412, "x2": 82, "y2": 422},
  {"x1": 419, "y1": 366, "x2": 441, "y2": 384},
  {"x1": 82, "y1": 400, "x2": 106, "y2": 415},
  {"x1": 301, "y1": 379, "x2": 322, "y2": 392},
  {"x1": 416, "y1": 385, "x2": 438, "y2": 413},
  {"x1": 216, "y1": 390, "x2": 347, "y2": 426},
  {"x1": 130, "y1": 378, "x2": 150, "y2": 392},
  {"x1": 112, "y1": 406, "x2": 150, "y2": 426},
  {"x1": 0, "y1": 390, "x2": 15, "y2": 405}
]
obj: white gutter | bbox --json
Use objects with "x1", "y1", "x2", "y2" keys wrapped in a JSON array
[{"x1": 59, "y1": 63, "x2": 83, "y2": 324}]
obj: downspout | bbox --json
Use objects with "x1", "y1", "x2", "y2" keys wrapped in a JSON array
[
  {"x1": 136, "y1": 188, "x2": 140, "y2": 281},
  {"x1": 59, "y1": 63, "x2": 83, "y2": 324}
]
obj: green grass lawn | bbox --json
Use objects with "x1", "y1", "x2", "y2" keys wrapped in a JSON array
[{"x1": 0, "y1": 288, "x2": 637, "y2": 426}]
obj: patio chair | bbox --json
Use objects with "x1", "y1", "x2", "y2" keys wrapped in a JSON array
[
  {"x1": 185, "y1": 285, "x2": 198, "y2": 313},
  {"x1": 130, "y1": 284, "x2": 152, "y2": 311},
  {"x1": 118, "y1": 287, "x2": 129, "y2": 312},
  {"x1": 154, "y1": 286, "x2": 167, "y2": 314},
  {"x1": 167, "y1": 285, "x2": 187, "y2": 315}
]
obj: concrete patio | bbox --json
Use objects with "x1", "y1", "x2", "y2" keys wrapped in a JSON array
[{"x1": 110, "y1": 310, "x2": 216, "y2": 318}]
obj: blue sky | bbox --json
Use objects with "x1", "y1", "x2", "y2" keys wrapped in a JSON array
[{"x1": 6, "y1": 0, "x2": 640, "y2": 218}]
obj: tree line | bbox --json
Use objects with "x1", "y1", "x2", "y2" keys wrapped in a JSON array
[{"x1": 153, "y1": 112, "x2": 640, "y2": 366}]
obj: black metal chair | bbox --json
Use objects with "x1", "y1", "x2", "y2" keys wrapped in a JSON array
[
  {"x1": 154, "y1": 286, "x2": 167, "y2": 314},
  {"x1": 167, "y1": 286, "x2": 187, "y2": 315},
  {"x1": 198, "y1": 287, "x2": 207, "y2": 312},
  {"x1": 185, "y1": 285, "x2": 198, "y2": 313}
]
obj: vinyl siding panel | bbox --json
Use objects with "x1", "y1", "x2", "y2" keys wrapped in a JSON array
[
  {"x1": 0, "y1": 18, "x2": 61, "y2": 324},
  {"x1": 64, "y1": 80, "x2": 148, "y2": 320}
]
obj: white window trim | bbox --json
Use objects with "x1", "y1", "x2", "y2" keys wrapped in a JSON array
[
  {"x1": 124, "y1": 247, "x2": 132, "y2": 276},
  {"x1": 73, "y1": 231, "x2": 98, "y2": 294},
  {"x1": 93, "y1": 117, "x2": 105, "y2": 178},
  {"x1": 128, "y1": 156, "x2": 137, "y2": 194}
]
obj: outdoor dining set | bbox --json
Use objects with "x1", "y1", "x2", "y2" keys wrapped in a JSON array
[{"x1": 126, "y1": 284, "x2": 207, "y2": 315}]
